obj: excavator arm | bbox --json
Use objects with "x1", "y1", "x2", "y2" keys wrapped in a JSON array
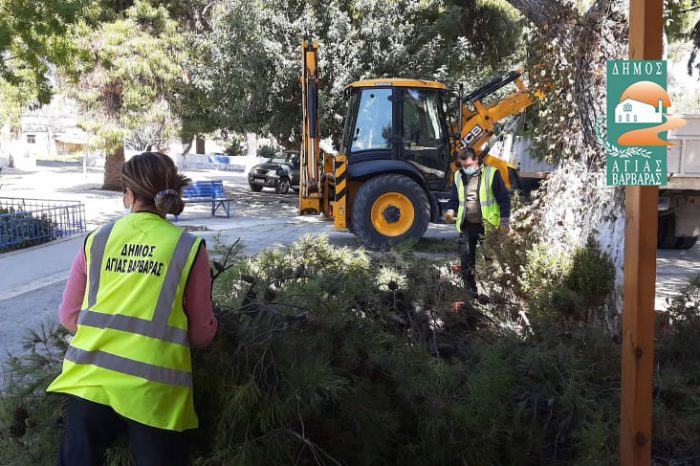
[
  {"x1": 298, "y1": 40, "x2": 342, "y2": 226},
  {"x1": 454, "y1": 71, "x2": 541, "y2": 188},
  {"x1": 299, "y1": 40, "x2": 322, "y2": 215}
]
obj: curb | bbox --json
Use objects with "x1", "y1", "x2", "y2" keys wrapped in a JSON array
[{"x1": 0, "y1": 233, "x2": 85, "y2": 258}]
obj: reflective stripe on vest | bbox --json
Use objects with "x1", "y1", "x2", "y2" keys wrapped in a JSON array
[
  {"x1": 65, "y1": 346, "x2": 192, "y2": 387},
  {"x1": 454, "y1": 167, "x2": 501, "y2": 232},
  {"x1": 86, "y1": 222, "x2": 114, "y2": 308}
]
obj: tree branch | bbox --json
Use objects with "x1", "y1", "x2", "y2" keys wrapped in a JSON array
[{"x1": 680, "y1": 4, "x2": 700, "y2": 13}]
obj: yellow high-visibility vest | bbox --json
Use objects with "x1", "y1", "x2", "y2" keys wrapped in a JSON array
[
  {"x1": 455, "y1": 166, "x2": 501, "y2": 232},
  {"x1": 48, "y1": 213, "x2": 203, "y2": 431}
]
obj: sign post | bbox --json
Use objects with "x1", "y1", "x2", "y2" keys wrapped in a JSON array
[{"x1": 620, "y1": 0, "x2": 662, "y2": 464}]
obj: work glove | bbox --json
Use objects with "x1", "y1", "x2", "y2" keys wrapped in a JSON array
[
  {"x1": 444, "y1": 210, "x2": 455, "y2": 223},
  {"x1": 500, "y1": 218, "x2": 511, "y2": 233}
]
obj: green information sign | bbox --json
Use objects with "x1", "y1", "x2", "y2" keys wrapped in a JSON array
[{"x1": 605, "y1": 60, "x2": 684, "y2": 186}]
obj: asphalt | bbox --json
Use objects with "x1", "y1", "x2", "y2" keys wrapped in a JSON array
[{"x1": 0, "y1": 280, "x2": 65, "y2": 357}]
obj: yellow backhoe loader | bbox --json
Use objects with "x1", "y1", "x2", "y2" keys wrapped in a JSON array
[{"x1": 299, "y1": 40, "x2": 541, "y2": 248}]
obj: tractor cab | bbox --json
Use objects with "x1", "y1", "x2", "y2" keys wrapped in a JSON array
[{"x1": 340, "y1": 79, "x2": 453, "y2": 192}]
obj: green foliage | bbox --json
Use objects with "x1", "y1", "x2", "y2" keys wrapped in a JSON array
[
  {"x1": 64, "y1": 0, "x2": 186, "y2": 154},
  {"x1": 0, "y1": 0, "x2": 89, "y2": 107},
  {"x1": 522, "y1": 11, "x2": 583, "y2": 164},
  {"x1": 477, "y1": 219, "x2": 613, "y2": 326},
  {"x1": 0, "y1": 75, "x2": 41, "y2": 131},
  {"x1": 0, "y1": 323, "x2": 70, "y2": 465},
  {"x1": 477, "y1": 227, "x2": 535, "y2": 306},
  {"x1": 222, "y1": 134, "x2": 246, "y2": 157},
  {"x1": 563, "y1": 239, "x2": 615, "y2": 308},
  {"x1": 180, "y1": 0, "x2": 524, "y2": 147},
  {"x1": 257, "y1": 145, "x2": 277, "y2": 159},
  {"x1": 0, "y1": 0, "x2": 90, "y2": 129},
  {"x1": 515, "y1": 237, "x2": 614, "y2": 324},
  {"x1": 155, "y1": 237, "x2": 499, "y2": 464},
  {"x1": 521, "y1": 242, "x2": 571, "y2": 297},
  {"x1": 665, "y1": 0, "x2": 699, "y2": 43},
  {"x1": 654, "y1": 275, "x2": 700, "y2": 463}
]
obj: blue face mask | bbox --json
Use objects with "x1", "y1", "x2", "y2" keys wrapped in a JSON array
[{"x1": 462, "y1": 166, "x2": 479, "y2": 175}]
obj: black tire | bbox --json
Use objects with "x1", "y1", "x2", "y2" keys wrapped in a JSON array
[
  {"x1": 351, "y1": 174, "x2": 430, "y2": 249},
  {"x1": 658, "y1": 214, "x2": 677, "y2": 249},
  {"x1": 249, "y1": 184, "x2": 263, "y2": 192},
  {"x1": 675, "y1": 236, "x2": 698, "y2": 250},
  {"x1": 275, "y1": 178, "x2": 291, "y2": 194}
]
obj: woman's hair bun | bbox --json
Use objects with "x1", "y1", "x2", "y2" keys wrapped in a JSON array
[{"x1": 154, "y1": 189, "x2": 185, "y2": 216}]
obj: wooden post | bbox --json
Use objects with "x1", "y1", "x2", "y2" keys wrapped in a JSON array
[{"x1": 620, "y1": 1, "x2": 663, "y2": 465}]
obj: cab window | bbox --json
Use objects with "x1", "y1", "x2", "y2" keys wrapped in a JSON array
[
  {"x1": 350, "y1": 88, "x2": 393, "y2": 153},
  {"x1": 401, "y1": 88, "x2": 449, "y2": 186},
  {"x1": 402, "y1": 89, "x2": 444, "y2": 146}
]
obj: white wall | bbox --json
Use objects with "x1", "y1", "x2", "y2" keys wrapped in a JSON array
[{"x1": 172, "y1": 153, "x2": 261, "y2": 174}]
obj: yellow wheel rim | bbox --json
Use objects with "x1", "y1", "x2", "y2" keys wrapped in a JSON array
[{"x1": 370, "y1": 192, "x2": 415, "y2": 237}]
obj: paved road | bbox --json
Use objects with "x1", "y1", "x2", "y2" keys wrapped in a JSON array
[
  {"x1": 0, "y1": 281, "x2": 64, "y2": 357},
  {"x1": 656, "y1": 241, "x2": 700, "y2": 309}
]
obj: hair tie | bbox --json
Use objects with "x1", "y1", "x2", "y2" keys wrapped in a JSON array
[{"x1": 154, "y1": 189, "x2": 178, "y2": 203}]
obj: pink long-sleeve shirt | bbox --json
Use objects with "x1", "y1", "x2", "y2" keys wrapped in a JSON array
[{"x1": 60, "y1": 244, "x2": 217, "y2": 347}]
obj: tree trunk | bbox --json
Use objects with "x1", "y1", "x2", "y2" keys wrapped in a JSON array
[
  {"x1": 278, "y1": 135, "x2": 302, "y2": 151},
  {"x1": 510, "y1": 0, "x2": 630, "y2": 322},
  {"x1": 505, "y1": 0, "x2": 573, "y2": 27},
  {"x1": 103, "y1": 145, "x2": 125, "y2": 191},
  {"x1": 196, "y1": 135, "x2": 205, "y2": 154}
]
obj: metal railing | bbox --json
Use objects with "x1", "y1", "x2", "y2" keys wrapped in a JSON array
[{"x1": 0, "y1": 197, "x2": 86, "y2": 252}]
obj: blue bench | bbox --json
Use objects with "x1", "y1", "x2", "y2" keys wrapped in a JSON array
[
  {"x1": 208, "y1": 155, "x2": 231, "y2": 170},
  {"x1": 175, "y1": 180, "x2": 233, "y2": 220}
]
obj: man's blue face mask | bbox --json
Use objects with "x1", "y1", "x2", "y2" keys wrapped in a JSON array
[{"x1": 462, "y1": 166, "x2": 480, "y2": 175}]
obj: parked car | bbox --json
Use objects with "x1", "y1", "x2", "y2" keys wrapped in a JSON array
[{"x1": 248, "y1": 150, "x2": 300, "y2": 194}]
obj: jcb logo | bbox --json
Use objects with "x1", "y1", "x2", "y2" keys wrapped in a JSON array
[{"x1": 460, "y1": 125, "x2": 483, "y2": 148}]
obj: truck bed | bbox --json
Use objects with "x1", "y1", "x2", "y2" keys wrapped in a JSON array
[{"x1": 667, "y1": 114, "x2": 700, "y2": 189}]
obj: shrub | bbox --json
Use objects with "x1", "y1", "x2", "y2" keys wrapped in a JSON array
[
  {"x1": 477, "y1": 227, "x2": 536, "y2": 302},
  {"x1": 518, "y1": 239, "x2": 615, "y2": 324},
  {"x1": 0, "y1": 207, "x2": 58, "y2": 252},
  {"x1": 563, "y1": 239, "x2": 615, "y2": 308},
  {"x1": 257, "y1": 145, "x2": 277, "y2": 159},
  {"x1": 520, "y1": 242, "x2": 572, "y2": 297},
  {"x1": 653, "y1": 275, "x2": 700, "y2": 463},
  {"x1": 224, "y1": 135, "x2": 247, "y2": 157}
]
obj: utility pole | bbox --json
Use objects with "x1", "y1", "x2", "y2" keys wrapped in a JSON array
[{"x1": 620, "y1": 1, "x2": 662, "y2": 464}]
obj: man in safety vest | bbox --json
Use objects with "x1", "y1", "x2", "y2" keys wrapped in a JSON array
[{"x1": 444, "y1": 147, "x2": 511, "y2": 296}]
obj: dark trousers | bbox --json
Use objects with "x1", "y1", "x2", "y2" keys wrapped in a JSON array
[
  {"x1": 457, "y1": 222, "x2": 484, "y2": 294},
  {"x1": 59, "y1": 397, "x2": 189, "y2": 466}
]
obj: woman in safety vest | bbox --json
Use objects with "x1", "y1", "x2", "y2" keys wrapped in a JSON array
[{"x1": 48, "y1": 152, "x2": 218, "y2": 466}]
